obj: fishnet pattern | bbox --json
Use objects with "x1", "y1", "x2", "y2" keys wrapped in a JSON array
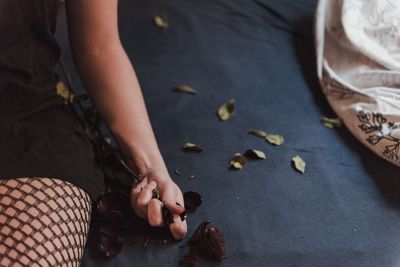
[{"x1": 0, "y1": 177, "x2": 92, "y2": 267}]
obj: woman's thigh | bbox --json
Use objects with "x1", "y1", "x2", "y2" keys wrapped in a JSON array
[{"x1": 0, "y1": 177, "x2": 92, "y2": 267}]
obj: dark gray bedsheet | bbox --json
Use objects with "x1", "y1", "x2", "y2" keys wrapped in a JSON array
[{"x1": 56, "y1": 0, "x2": 400, "y2": 266}]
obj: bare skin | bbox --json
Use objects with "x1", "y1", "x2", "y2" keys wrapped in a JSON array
[{"x1": 65, "y1": 0, "x2": 187, "y2": 240}]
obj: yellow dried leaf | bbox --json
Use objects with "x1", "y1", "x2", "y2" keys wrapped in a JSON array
[
  {"x1": 174, "y1": 85, "x2": 198, "y2": 95},
  {"x1": 154, "y1": 15, "x2": 169, "y2": 28},
  {"x1": 292, "y1": 155, "x2": 306, "y2": 174},
  {"x1": 265, "y1": 134, "x2": 284, "y2": 146},
  {"x1": 183, "y1": 143, "x2": 203, "y2": 152},
  {"x1": 249, "y1": 129, "x2": 267, "y2": 138},
  {"x1": 321, "y1": 117, "x2": 343, "y2": 128},
  {"x1": 56, "y1": 81, "x2": 71, "y2": 103},
  {"x1": 245, "y1": 149, "x2": 266, "y2": 160},
  {"x1": 217, "y1": 99, "x2": 235, "y2": 121},
  {"x1": 229, "y1": 153, "x2": 246, "y2": 170}
]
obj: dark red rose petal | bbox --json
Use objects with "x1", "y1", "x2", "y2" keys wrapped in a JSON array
[
  {"x1": 162, "y1": 205, "x2": 174, "y2": 226},
  {"x1": 98, "y1": 233, "x2": 124, "y2": 259},
  {"x1": 189, "y1": 220, "x2": 211, "y2": 244},
  {"x1": 205, "y1": 227, "x2": 227, "y2": 259},
  {"x1": 179, "y1": 252, "x2": 199, "y2": 267},
  {"x1": 99, "y1": 215, "x2": 125, "y2": 237},
  {"x1": 97, "y1": 191, "x2": 129, "y2": 215},
  {"x1": 183, "y1": 191, "x2": 202, "y2": 212}
]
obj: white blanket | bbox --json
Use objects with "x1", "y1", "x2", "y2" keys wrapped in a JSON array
[{"x1": 316, "y1": 0, "x2": 400, "y2": 167}]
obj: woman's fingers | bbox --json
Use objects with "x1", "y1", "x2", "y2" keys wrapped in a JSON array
[
  {"x1": 161, "y1": 185, "x2": 185, "y2": 215},
  {"x1": 130, "y1": 178, "x2": 155, "y2": 219},
  {"x1": 169, "y1": 213, "x2": 188, "y2": 240},
  {"x1": 147, "y1": 198, "x2": 164, "y2": 227},
  {"x1": 136, "y1": 180, "x2": 157, "y2": 217}
]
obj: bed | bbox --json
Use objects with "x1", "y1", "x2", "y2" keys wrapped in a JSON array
[{"x1": 55, "y1": 0, "x2": 400, "y2": 266}]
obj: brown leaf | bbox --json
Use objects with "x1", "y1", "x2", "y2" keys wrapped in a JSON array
[
  {"x1": 154, "y1": 15, "x2": 169, "y2": 28},
  {"x1": 175, "y1": 85, "x2": 198, "y2": 95},
  {"x1": 244, "y1": 149, "x2": 266, "y2": 160},
  {"x1": 229, "y1": 153, "x2": 246, "y2": 170},
  {"x1": 183, "y1": 143, "x2": 203, "y2": 152},
  {"x1": 249, "y1": 128, "x2": 267, "y2": 138},
  {"x1": 183, "y1": 191, "x2": 202, "y2": 212},
  {"x1": 217, "y1": 99, "x2": 235, "y2": 121},
  {"x1": 265, "y1": 134, "x2": 284, "y2": 146}
]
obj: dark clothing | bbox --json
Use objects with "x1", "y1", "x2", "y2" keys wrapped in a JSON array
[{"x1": 0, "y1": 0, "x2": 105, "y2": 201}]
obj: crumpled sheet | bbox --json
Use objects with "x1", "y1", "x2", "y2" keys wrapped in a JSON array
[
  {"x1": 53, "y1": 0, "x2": 400, "y2": 266},
  {"x1": 316, "y1": 0, "x2": 400, "y2": 167}
]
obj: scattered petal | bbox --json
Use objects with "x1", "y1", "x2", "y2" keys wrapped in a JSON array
[
  {"x1": 321, "y1": 116, "x2": 343, "y2": 128},
  {"x1": 187, "y1": 220, "x2": 227, "y2": 261},
  {"x1": 98, "y1": 234, "x2": 123, "y2": 259},
  {"x1": 162, "y1": 205, "x2": 174, "y2": 226},
  {"x1": 183, "y1": 191, "x2": 202, "y2": 212},
  {"x1": 229, "y1": 153, "x2": 246, "y2": 170},
  {"x1": 205, "y1": 227, "x2": 227, "y2": 260},
  {"x1": 249, "y1": 129, "x2": 267, "y2": 138},
  {"x1": 189, "y1": 175, "x2": 195, "y2": 180},
  {"x1": 292, "y1": 155, "x2": 306, "y2": 174},
  {"x1": 244, "y1": 149, "x2": 266, "y2": 160},
  {"x1": 179, "y1": 252, "x2": 199, "y2": 267},
  {"x1": 183, "y1": 143, "x2": 203, "y2": 152},
  {"x1": 217, "y1": 99, "x2": 235, "y2": 121},
  {"x1": 189, "y1": 220, "x2": 211, "y2": 244},
  {"x1": 97, "y1": 191, "x2": 130, "y2": 216},
  {"x1": 99, "y1": 216, "x2": 125, "y2": 237},
  {"x1": 153, "y1": 15, "x2": 169, "y2": 28},
  {"x1": 175, "y1": 85, "x2": 198, "y2": 95},
  {"x1": 265, "y1": 134, "x2": 284, "y2": 146}
]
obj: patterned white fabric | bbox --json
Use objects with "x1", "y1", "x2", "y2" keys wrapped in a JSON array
[{"x1": 315, "y1": 0, "x2": 400, "y2": 166}]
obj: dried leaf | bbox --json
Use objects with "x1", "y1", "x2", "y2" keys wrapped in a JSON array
[
  {"x1": 217, "y1": 99, "x2": 235, "y2": 121},
  {"x1": 292, "y1": 155, "x2": 306, "y2": 174},
  {"x1": 244, "y1": 149, "x2": 266, "y2": 160},
  {"x1": 321, "y1": 116, "x2": 343, "y2": 128},
  {"x1": 175, "y1": 85, "x2": 198, "y2": 95},
  {"x1": 249, "y1": 129, "x2": 267, "y2": 138},
  {"x1": 56, "y1": 81, "x2": 70, "y2": 99},
  {"x1": 183, "y1": 191, "x2": 202, "y2": 212},
  {"x1": 229, "y1": 153, "x2": 246, "y2": 170},
  {"x1": 175, "y1": 169, "x2": 181, "y2": 176},
  {"x1": 265, "y1": 134, "x2": 284, "y2": 146},
  {"x1": 154, "y1": 15, "x2": 169, "y2": 28},
  {"x1": 183, "y1": 143, "x2": 203, "y2": 152},
  {"x1": 98, "y1": 234, "x2": 123, "y2": 259},
  {"x1": 322, "y1": 122, "x2": 334, "y2": 128}
]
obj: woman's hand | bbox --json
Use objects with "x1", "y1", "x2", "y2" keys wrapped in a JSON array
[{"x1": 130, "y1": 168, "x2": 188, "y2": 240}]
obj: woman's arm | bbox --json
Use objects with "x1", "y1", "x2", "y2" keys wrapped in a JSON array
[{"x1": 65, "y1": 0, "x2": 187, "y2": 240}]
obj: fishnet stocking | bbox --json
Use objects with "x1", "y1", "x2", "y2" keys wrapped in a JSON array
[{"x1": 0, "y1": 177, "x2": 92, "y2": 267}]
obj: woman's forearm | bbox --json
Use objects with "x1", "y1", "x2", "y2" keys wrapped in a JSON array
[{"x1": 71, "y1": 43, "x2": 167, "y2": 178}]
